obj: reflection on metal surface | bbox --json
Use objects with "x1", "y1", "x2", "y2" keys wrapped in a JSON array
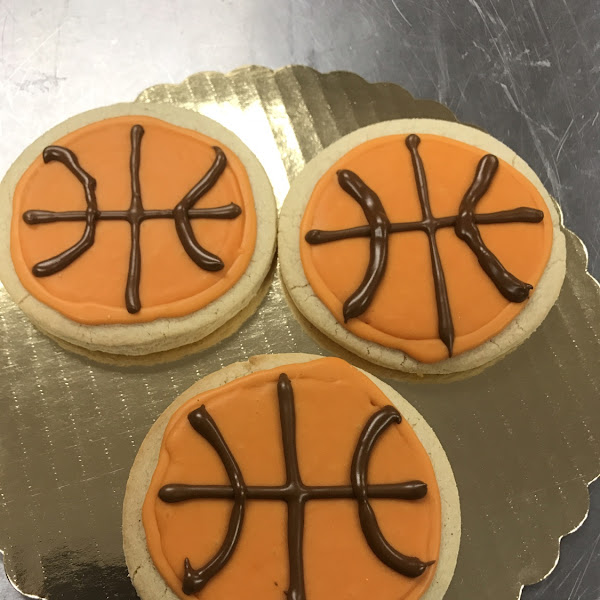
[{"x1": 0, "y1": 66, "x2": 598, "y2": 600}]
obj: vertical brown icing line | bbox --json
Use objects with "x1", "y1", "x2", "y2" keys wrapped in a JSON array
[
  {"x1": 159, "y1": 375, "x2": 432, "y2": 598},
  {"x1": 405, "y1": 134, "x2": 454, "y2": 356},
  {"x1": 182, "y1": 406, "x2": 247, "y2": 595},
  {"x1": 125, "y1": 124, "x2": 145, "y2": 314},
  {"x1": 336, "y1": 169, "x2": 391, "y2": 322},
  {"x1": 455, "y1": 155, "x2": 534, "y2": 302},
  {"x1": 29, "y1": 146, "x2": 99, "y2": 277},
  {"x1": 427, "y1": 240, "x2": 454, "y2": 356},
  {"x1": 126, "y1": 217, "x2": 141, "y2": 314},
  {"x1": 277, "y1": 373, "x2": 307, "y2": 600},
  {"x1": 351, "y1": 405, "x2": 434, "y2": 578},
  {"x1": 173, "y1": 147, "x2": 228, "y2": 271}
]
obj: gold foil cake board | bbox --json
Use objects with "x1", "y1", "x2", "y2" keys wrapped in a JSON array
[{"x1": 0, "y1": 65, "x2": 598, "y2": 600}]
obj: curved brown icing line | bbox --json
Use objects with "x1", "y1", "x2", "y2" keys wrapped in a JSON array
[
  {"x1": 181, "y1": 406, "x2": 247, "y2": 595},
  {"x1": 351, "y1": 405, "x2": 434, "y2": 578},
  {"x1": 29, "y1": 146, "x2": 99, "y2": 277},
  {"x1": 455, "y1": 154, "x2": 534, "y2": 302},
  {"x1": 173, "y1": 146, "x2": 228, "y2": 271},
  {"x1": 159, "y1": 481, "x2": 427, "y2": 502},
  {"x1": 337, "y1": 170, "x2": 390, "y2": 322},
  {"x1": 159, "y1": 373, "x2": 431, "y2": 599},
  {"x1": 22, "y1": 125, "x2": 242, "y2": 313},
  {"x1": 305, "y1": 134, "x2": 544, "y2": 357}
]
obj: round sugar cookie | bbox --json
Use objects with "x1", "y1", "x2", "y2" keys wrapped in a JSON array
[
  {"x1": 123, "y1": 354, "x2": 460, "y2": 600},
  {"x1": 0, "y1": 103, "x2": 276, "y2": 357},
  {"x1": 279, "y1": 119, "x2": 566, "y2": 375}
]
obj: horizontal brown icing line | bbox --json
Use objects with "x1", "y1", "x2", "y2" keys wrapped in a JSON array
[
  {"x1": 23, "y1": 204, "x2": 242, "y2": 224},
  {"x1": 159, "y1": 480, "x2": 428, "y2": 502},
  {"x1": 305, "y1": 207, "x2": 544, "y2": 244}
]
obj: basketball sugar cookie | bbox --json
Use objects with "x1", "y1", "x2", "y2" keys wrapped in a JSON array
[
  {"x1": 123, "y1": 354, "x2": 460, "y2": 600},
  {"x1": 0, "y1": 103, "x2": 276, "y2": 357},
  {"x1": 279, "y1": 119, "x2": 566, "y2": 375}
]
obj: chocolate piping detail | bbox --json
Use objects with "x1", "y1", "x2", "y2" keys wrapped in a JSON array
[
  {"x1": 173, "y1": 146, "x2": 229, "y2": 271},
  {"x1": 23, "y1": 124, "x2": 242, "y2": 313},
  {"x1": 126, "y1": 124, "x2": 144, "y2": 313},
  {"x1": 159, "y1": 481, "x2": 427, "y2": 502},
  {"x1": 305, "y1": 134, "x2": 545, "y2": 356},
  {"x1": 337, "y1": 170, "x2": 390, "y2": 322},
  {"x1": 351, "y1": 405, "x2": 434, "y2": 577},
  {"x1": 454, "y1": 154, "x2": 534, "y2": 301},
  {"x1": 29, "y1": 146, "x2": 99, "y2": 277},
  {"x1": 181, "y1": 406, "x2": 247, "y2": 595},
  {"x1": 24, "y1": 204, "x2": 241, "y2": 224},
  {"x1": 159, "y1": 374, "x2": 432, "y2": 598}
]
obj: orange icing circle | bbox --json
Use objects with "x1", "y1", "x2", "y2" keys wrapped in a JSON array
[
  {"x1": 10, "y1": 115, "x2": 256, "y2": 324},
  {"x1": 142, "y1": 358, "x2": 441, "y2": 600},
  {"x1": 299, "y1": 134, "x2": 553, "y2": 363}
]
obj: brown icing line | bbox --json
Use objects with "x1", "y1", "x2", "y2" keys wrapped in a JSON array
[
  {"x1": 351, "y1": 404, "x2": 435, "y2": 578},
  {"x1": 305, "y1": 134, "x2": 545, "y2": 357},
  {"x1": 336, "y1": 169, "x2": 390, "y2": 323},
  {"x1": 126, "y1": 124, "x2": 144, "y2": 313},
  {"x1": 181, "y1": 406, "x2": 247, "y2": 595},
  {"x1": 305, "y1": 208, "x2": 543, "y2": 244},
  {"x1": 22, "y1": 124, "x2": 242, "y2": 314},
  {"x1": 454, "y1": 154, "x2": 534, "y2": 302},
  {"x1": 159, "y1": 481, "x2": 427, "y2": 502},
  {"x1": 29, "y1": 145, "x2": 99, "y2": 277},
  {"x1": 173, "y1": 145, "x2": 230, "y2": 272},
  {"x1": 159, "y1": 373, "x2": 432, "y2": 599},
  {"x1": 405, "y1": 134, "x2": 454, "y2": 355},
  {"x1": 24, "y1": 205, "x2": 242, "y2": 224}
]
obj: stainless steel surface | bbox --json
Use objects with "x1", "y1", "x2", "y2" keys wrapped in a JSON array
[{"x1": 0, "y1": 1, "x2": 598, "y2": 599}]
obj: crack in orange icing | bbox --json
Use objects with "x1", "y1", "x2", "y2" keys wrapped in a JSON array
[
  {"x1": 142, "y1": 357, "x2": 442, "y2": 600},
  {"x1": 299, "y1": 134, "x2": 553, "y2": 363},
  {"x1": 10, "y1": 115, "x2": 256, "y2": 324}
]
